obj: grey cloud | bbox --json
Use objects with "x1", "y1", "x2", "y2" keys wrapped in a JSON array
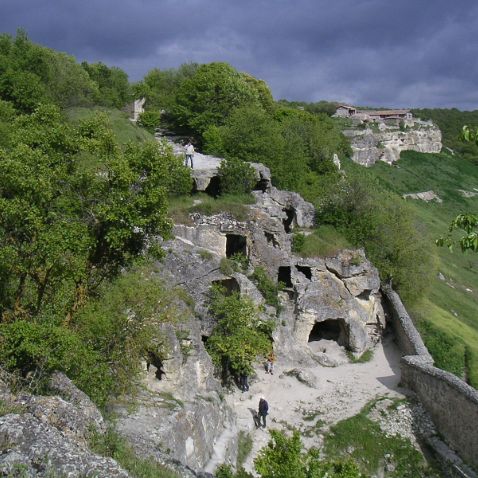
[{"x1": 0, "y1": 0, "x2": 477, "y2": 108}]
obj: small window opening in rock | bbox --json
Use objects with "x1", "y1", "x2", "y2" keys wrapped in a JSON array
[
  {"x1": 308, "y1": 319, "x2": 347, "y2": 347},
  {"x1": 201, "y1": 335, "x2": 209, "y2": 345},
  {"x1": 146, "y1": 353, "x2": 165, "y2": 380},
  {"x1": 264, "y1": 231, "x2": 279, "y2": 248},
  {"x1": 226, "y1": 234, "x2": 247, "y2": 258},
  {"x1": 278, "y1": 266, "x2": 293, "y2": 288},
  {"x1": 205, "y1": 176, "x2": 221, "y2": 198},
  {"x1": 254, "y1": 178, "x2": 269, "y2": 192},
  {"x1": 282, "y1": 207, "x2": 296, "y2": 233},
  {"x1": 212, "y1": 278, "x2": 240, "y2": 296},
  {"x1": 356, "y1": 290, "x2": 372, "y2": 301},
  {"x1": 296, "y1": 265, "x2": 312, "y2": 280}
]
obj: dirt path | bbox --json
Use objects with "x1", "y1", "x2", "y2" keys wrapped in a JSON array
[{"x1": 205, "y1": 334, "x2": 406, "y2": 474}]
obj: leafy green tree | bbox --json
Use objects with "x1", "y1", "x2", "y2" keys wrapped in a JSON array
[
  {"x1": 173, "y1": 62, "x2": 262, "y2": 136},
  {"x1": 437, "y1": 213, "x2": 478, "y2": 252},
  {"x1": 206, "y1": 289, "x2": 273, "y2": 378},
  {"x1": 0, "y1": 104, "x2": 185, "y2": 321},
  {"x1": 82, "y1": 61, "x2": 131, "y2": 108}
]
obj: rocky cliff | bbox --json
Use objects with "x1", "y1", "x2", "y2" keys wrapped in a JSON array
[{"x1": 343, "y1": 123, "x2": 442, "y2": 166}]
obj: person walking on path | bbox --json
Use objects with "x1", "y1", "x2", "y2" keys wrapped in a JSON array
[
  {"x1": 258, "y1": 397, "x2": 269, "y2": 428},
  {"x1": 184, "y1": 140, "x2": 195, "y2": 168},
  {"x1": 266, "y1": 350, "x2": 276, "y2": 375},
  {"x1": 239, "y1": 372, "x2": 249, "y2": 392}
]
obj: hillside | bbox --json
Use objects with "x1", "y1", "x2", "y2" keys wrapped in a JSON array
[{"x1": 350, "y1": 151, "x2": 478, "y2": 386}]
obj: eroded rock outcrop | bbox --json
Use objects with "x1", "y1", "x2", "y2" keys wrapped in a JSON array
[
  {"x1": 344, "y1": 124, "x2": 442, "y2": 166},
  {"x1": 0, "y1": 373, "x2": 129, "y2": 478}
]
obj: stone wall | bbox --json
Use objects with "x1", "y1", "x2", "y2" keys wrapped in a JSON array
[{"x1": 382, "y1": 285, "x2": 478, "y2": 472}]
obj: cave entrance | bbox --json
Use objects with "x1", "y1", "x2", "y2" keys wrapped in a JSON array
[
  {"x1": 205, "y1": 176, "x2": 221, "y2": 198},
  {"x1": 278, "y1": 266, "x2": 293, "y2": 288},
  {"x1": 146, "y1": 353, "x2": 165, "y2": 380},
  {"x1": 212, "y1": 278, "x2": 240, "y2": 296},
  {"x1": 264, "y1": 231, "x2": 279, "y2": 248},
  {"x1": 296, "y1": 265, "x2": 312, "y2": 280},
  {"x1": 282, "y1": 207, "x2": 296, "y2": 233},
  {"x1": 201, "y1": 335, "x2": 209, "y2": 345},
  {"x1": 254, "y1": 178, "x2": 269, "y2": 192},
  {"x1": 226, "y1": 234, "x2": 247, "y2": 258},
  {"x1": 308, "y1": 319, "x2": 348, "y2": 347}
]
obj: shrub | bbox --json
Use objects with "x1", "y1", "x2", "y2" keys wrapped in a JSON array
[
  {"x1": 251, "y1": 267, "x2": 281, "y2": 309},
  {"x1": 292, "y1": 233, "x2": 306, "y2": 253},
  {"x1": 218, "y1": 158, "x2": 257, "y2": 195},
  {"x1": 138, "y1": 110, "x2": 161, "y2": 133}
]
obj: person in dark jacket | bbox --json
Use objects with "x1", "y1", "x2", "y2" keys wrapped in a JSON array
[{"x1": 258, "y1": 397, "x2": 269, "y2": 428}]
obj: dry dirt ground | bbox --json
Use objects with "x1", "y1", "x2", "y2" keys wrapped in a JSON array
[{"x1": 205, "y1": 333, "x2": 407, "y2": 474}]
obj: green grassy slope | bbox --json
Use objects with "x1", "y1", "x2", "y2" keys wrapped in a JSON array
[
  {"x1": 359, "y1": 151, "x2": 478, "y2": 386},
  {"x1": 65, "y1": 107, "x2": 154, "y2": 144}
]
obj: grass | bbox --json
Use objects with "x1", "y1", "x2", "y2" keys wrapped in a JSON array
[
  {"x1": 0, "y1": 399, "x2": 25, "y2": 416},
  {"x1": 65, "y1": 106, "x2": 154, "y2": 144},
  {"x1": 157, "y1": 392, "x2": 184, "y2": 410},
  {"x1": 236, "y1": 431, "x2": 253, "y2": 469},
  {"x1": 358, "y1": 151, "x2": 478, "y2": 387},
  {"x1": 346, "y1": 348, "x2": 374, "y2": 363},
  {"x1": 323, "y1": 400, "x2": 440, "y2": 477},
  {"x1": 89, "y1": 427, "x2": 181, "y2": 478},
  {"x1": 293, "y1": 225, "x2": 352, "y2": 258},
  {"x1": 168, "y1": 193, "x2": 255, "y2": 224}
]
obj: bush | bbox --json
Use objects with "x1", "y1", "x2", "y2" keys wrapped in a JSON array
[
  {"x1": 218, "y1": 158, "x2": 257, "y2": 195},
  {"x1": 251, "y1": 267, "x2": 282, "y2": 309},
  {"x1": 206, "y1": 290, "x2": 273, "y2": 378},
  {"x1": 138, "y1": 110, "x2": 161, "y2": 133},
  {"x1": 0, "y1": 320, "x2": 111, "y2": 404}
]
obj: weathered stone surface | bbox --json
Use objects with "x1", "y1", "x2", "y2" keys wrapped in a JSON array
[
  {"x1": 344, "y1": 124, "x2": 442, "y2": 166},
  {"x1": 403, "y1": 190, "x2": 442, "y2": 203},
  {"x1": 0, "y1": 413, "x2": 129, "y2": 477}
]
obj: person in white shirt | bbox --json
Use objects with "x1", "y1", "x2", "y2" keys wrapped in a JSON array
[{"x1": 184, "y1": 140, "x2": 195, "y2": 168}]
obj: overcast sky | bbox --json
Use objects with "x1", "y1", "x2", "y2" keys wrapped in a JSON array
[{"x1": 1, "y1": 0, "x2": 478, "y2": 109}]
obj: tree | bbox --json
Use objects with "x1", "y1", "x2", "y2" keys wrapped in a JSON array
[
  {"x1": 206, "y1": 289, "x2": 273, "y2": 378},
  {"x1": 0, "y1": 104, "x2": 186, "y2": 321},
  {"x1": 217, "y1": 158, "x2": 257, "y2": 195},
  {"x1": 172, "y1": 62, "x2": 262, "y2": 136}
]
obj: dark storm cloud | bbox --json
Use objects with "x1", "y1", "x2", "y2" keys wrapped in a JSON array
[{"x1": 1, "y1": 0, "x2": 477, "y2": 108}]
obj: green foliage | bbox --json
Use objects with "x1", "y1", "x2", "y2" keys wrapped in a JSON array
[
  {"x1": 172, "y1": 62, "x2": 263, "y2": 136},
  {"x1": 81, "y1": 61, "x2": 131, "y2": 108},
  {"x1": 346, "y1": 348, "x2": 374, "y2": 363},
  {"x1": 254, "y1": 429, "x2": 363, "y2": 478},
  {"x1": 206, "y1": 290, "x2": 273, "y2": 377},
  {"x1": 138, "y1": 110, "x2": 161, "y2": 133},
  {"x1": 89, "y1": 427, "x2": 181, "y2": 478},
  {"x1": 437, "y1": 213, "x2": 478, "y2": 252},
  {"x1": 251, "y1": 267, "x2": 282, "y2": 309},
  {"x1": 0, "y1": 320, "x2": 110, "y2": 403},
  {"x1": 0, "y1": 30, "x2": 98, "y2": 112},
  {"x1": 314, "y1": 164, "x2": 435, "y2": 302},
  {"x1": 323, "y1": 403, "x2": 438, "y2": 477},
  {"x1": 218, "y1": 158, "x2": 257, "y2": 195},
  {"x1": 0, "y1": 105, "x2": 184, "y2": 321}
]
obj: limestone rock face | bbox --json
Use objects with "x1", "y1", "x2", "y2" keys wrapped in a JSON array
[
  {"x1": 344, "y1": 124, "x2": 442, "y2": 166},
  {"x1": 0, "y1": 374, "x2": 129, "y2": 478},
  {"x1": 113, "y1": 294, "x2": 238, "y2": 471}
]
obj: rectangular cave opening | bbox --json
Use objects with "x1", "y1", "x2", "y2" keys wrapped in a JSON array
[
  {"x1": 278, "y1": 266, "x2": 293, "y2": 288},
  {"x1": 296, "y1": 265, "x2": 312, "y2": 280},
  {"x1": 212, "y1": 278, "x2": 240, "y2": 296},
  {"x1": 254, "y1": 178, "x2": 269, "y2": 192},
  {"x1": 282, "y1": 207, "x2": 296, "y2": 233},
  {"x1": 226, "y1": 234, "x2": 247, "y2": 258}
]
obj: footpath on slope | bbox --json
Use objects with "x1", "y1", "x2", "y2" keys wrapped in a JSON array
[{"x1": 205, "y1": 334, "x2": 405, "y2": 474}]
